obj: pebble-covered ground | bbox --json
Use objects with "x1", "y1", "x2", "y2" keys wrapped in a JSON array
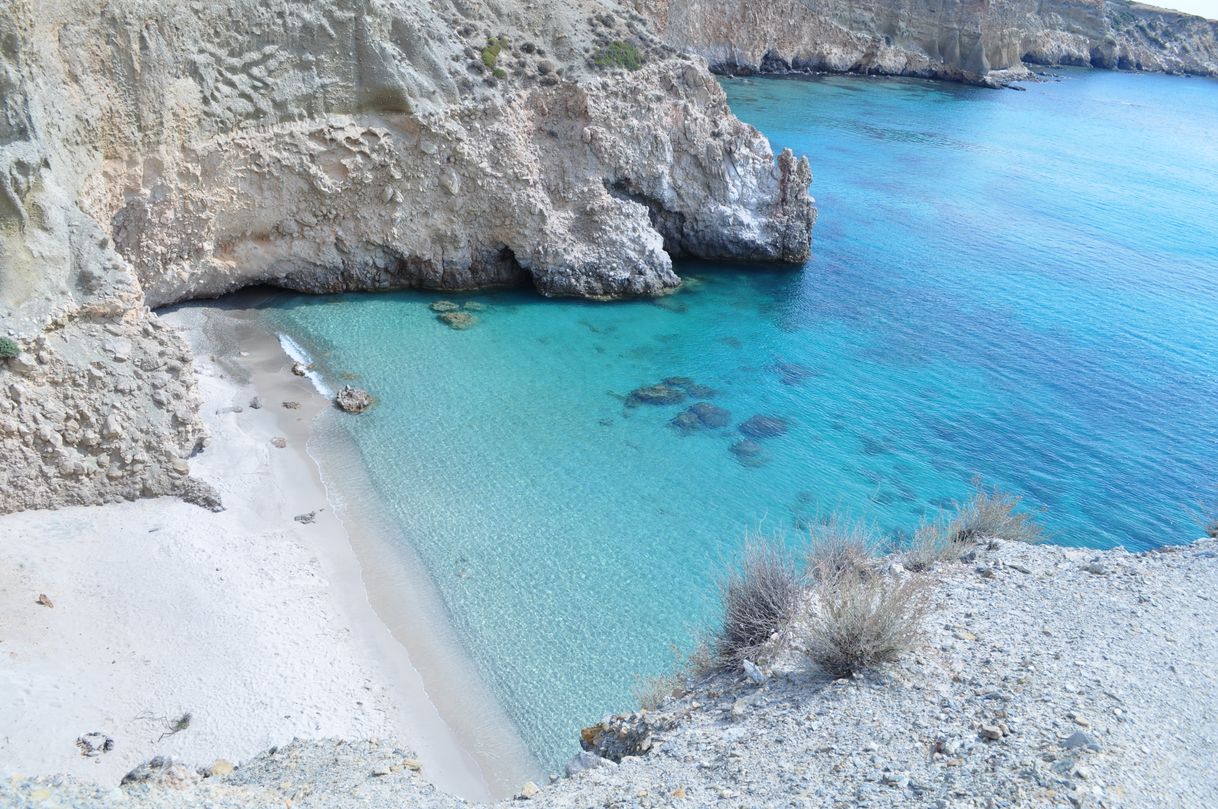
[{"x1": 4, "y1": 539, "x2": 1215, "y2": 808}]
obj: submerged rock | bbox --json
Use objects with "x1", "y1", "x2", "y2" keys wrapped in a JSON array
[
  {"x1": 730, "y1": 439, "x2": 770, "y2": 467},
  {"x1": 438, "y1": 311, "x2": 477, "y2": 330},
  {"x1": 429, "y1": 300, "x2": 460, "y2": 312},
  {"x1": 335, "y1": 385, "x2": 372, "y2": 414},
  {"x1": 689, "y1": 403, "x2": 729, "y2": 427},
  {"x1": 670, "y1": 402, "x2": 731, "y2": 434},
  {"x1": 739, "y1": 415, "x2": 789, "y2": 438},
  {"x1": 771, "y1": 360, "x2": 817, "y2": 386},
  {"x1": 662, "y1": 376, "x2": 716, "y2": 399},
  {"x1": 627, "y1": 384, "x2": 686, "y2": 407},
  {"x1": 462, "y1": 301, "x2": 487, "y2": 312}
]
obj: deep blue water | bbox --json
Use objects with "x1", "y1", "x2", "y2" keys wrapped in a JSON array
[{"x1": 269, "y1": 69, "x2": 1218, "y2": 771}]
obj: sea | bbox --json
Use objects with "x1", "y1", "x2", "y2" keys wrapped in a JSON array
[{"x1": 266, "y1": 68, "x2": 1218, "y2": 771}]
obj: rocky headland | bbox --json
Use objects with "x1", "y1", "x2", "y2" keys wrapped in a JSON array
[
  {"x1": 5, "y1": 537, "x2": 1215, "y2": 807},
  {"x1": 633, "y1": 0, "x2": 1218, "y2": 86},
  {"x1": 0, "y1": 0, "x2": 813, "y2": 515}
]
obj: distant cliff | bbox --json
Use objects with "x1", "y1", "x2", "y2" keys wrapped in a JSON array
[{"x1": 634, "y1": 0, "x2": 1218, "y2": 85}]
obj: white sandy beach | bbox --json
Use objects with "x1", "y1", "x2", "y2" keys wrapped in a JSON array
[{"x1": 0, "y1": 299, "x2": 536, "y2": 802}]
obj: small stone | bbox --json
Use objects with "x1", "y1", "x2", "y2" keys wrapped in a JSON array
[
  {"x1": 210, "y1": 759, "x2": 234, "y2": 777},
  {"x1": 291, "y1": 361, "x2": 308, "y2": 376},
  {"x1": 1062, "y1": 731, "x2": 1101, "y2": 751},
  {"x1": 294, "y1": 511, "x2": 317, "y2": 525},
  {"x1": 282, "y1": 401, "x2": 301, "y2": 410},
  {"x1": 564, "y1": 751, "x2": 615, "y2": 776},
  {"x1": 517, "y1": 781, "x2": 540, "y2": 799},
  {"x1": 248, "y1": 397, "x2": 263, "y2": 409},
  {"x1": 1071, "y1": 713, "x2": 1091, "y2": 728},
  {"x1": 1084, "y1": 561, "x2": 1107, "y2": 575},
  {"x1": 35, "y1": 593, "x2": 53, "y2": 608},
  {"x1": 672, "y1": 786, "x2": 686, "y2": 799},
  {"x1": 402, "y1": 758, "x2": 422, "y2": 771},
  {"x1": 730, "y1": 698, "x2": 747, "y2": 721},
  {"x1": 742, "y1": 659, "x2": 766, "y2": 684},
  {"x1": 271, "y1": 437, "x2": 287, "y2": 448},
  {"x1": 979, "y1": 724, "x2": 1004, "y2": 741}
]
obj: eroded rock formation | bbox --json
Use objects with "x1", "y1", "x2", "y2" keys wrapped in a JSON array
[
  {"x1": 0, "y1": 0, "x2": 814, "y2": 513},
  {"x1": 634, "y1": 0, "x2": 1218, "y2": 85}
]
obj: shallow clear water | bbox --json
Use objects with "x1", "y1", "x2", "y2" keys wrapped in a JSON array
[{"x1": 268, "y1": 69, "x2": 1218, "y2": 771}]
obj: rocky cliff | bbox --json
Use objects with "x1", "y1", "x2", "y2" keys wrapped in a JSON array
[
  {"x1": 634, "y1": 0, "x2": 1218, "y2": 85},
  {"x1": 0, "y1": 0, "x2": 813, "y2": 514}
]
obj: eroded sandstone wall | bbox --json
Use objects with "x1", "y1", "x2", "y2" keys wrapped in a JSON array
[
  {"x1": 635, "y1": 0, "x2": 1218, "y2": 85},
  {"x1": 0, "y1": 0, "x2": 814, "y2": 514}
]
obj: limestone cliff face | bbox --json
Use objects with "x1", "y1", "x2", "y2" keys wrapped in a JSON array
[
  {"x1": 635, "y1": 0, "x2": 1218, "y2": 85},
  {"x1": 0, "y1": 0, "x2": 814, "y2": 514}
]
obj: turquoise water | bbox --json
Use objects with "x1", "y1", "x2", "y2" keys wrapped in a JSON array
[{"x1": 268, "y1": 69, "x2": 1218, "y2": 771}]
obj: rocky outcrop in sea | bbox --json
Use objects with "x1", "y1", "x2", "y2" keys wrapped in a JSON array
[
  {"x1": 634, "y1": 0, "x2": 1218, "y2": 86},
  {"x1": 0, "y1": 0, "x2": 814, "y2": 514}
]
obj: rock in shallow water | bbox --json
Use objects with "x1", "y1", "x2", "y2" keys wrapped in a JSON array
[
  {"x1": 438, "y1": 311, "x2": 477, "y2": 330},
  {"x1": 335, "y1": 385, "x2": 372, "y2": 414},
  {"x1": 731, "y1": 439, "x2": 770, "y2": 467},
  {"x1": 627, "y1": 384, "x2": 686, "y2": 406},
  {"x1": 739, "y1": 414, "x2": 789, "y2": 438},
  {"x1": 670, "y1": 402, "x2": 731, "y2": 433}
]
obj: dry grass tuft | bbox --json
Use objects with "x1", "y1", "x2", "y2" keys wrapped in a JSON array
[
  {"x1": 806, "y1": 515, "x2": 880, "y2": 581},
  {"x1": 906, "y1": 481, "x2": 1044, "y2": 570},
  {"x1": 944, "y1": 481, "x2": 1044, "y2": 545},
  {"x1": 805, "y1": 561, "x2": 929, "y2": 679},
  {"x1": 715, "y1": 535, "x2": 801, "y2": 667}
]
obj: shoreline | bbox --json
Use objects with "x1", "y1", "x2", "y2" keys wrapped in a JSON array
[{"x1": 0, "y1": 294, "x2": 537, "y2": 801}]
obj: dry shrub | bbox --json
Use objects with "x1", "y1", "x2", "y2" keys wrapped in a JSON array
[
  {"x1": 944, "y1": 481, "x2": 1044, "y2": 545},
  {"x1": 632, "y1": 640, "x2": 713, "y2": 710},
  {"x1": 907, "y1": 481, "x2": 1044, "y2": 570},
  {"x1": 805, "y1": 560, "x2": 928, "y2": 679},
  {"x1": 904, "y1": 517, "x2": 964, "y2": 571},
  {"x1": 715, "y1": 535, "x2": 801, "y2": 667},
  {"x1": 806, "y1": 514, "x2": 880, "y2": 581}
]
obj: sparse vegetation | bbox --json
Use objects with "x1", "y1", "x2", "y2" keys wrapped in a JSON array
[
  {"x1": 942, "y1": 480, "x2": 1044, "y2": 545},
  {"x1": 903, "y1": 516, "x2": 966, "y2": 571},
  {"x1": 633, "y1": 640, "x2": 712, "y2": 710},
  {"x1": 1192, "y1": 485, "x2": 1218, "y2": 539},
  {"x1": 714, "y1": 535, "x2": 801, "y2": 667},
  {"x1": 158, "y1": 711, "x2": 192, "y2": 742},
  {"x1": 806, "y1": 515, "x2": 879, "y2": 582},
  {"x1": 905, "y1": 481, "x2": 1043, "y2": 570},
  {"x1": 805, "y1": 556, "x2": 928, "y2": 679},
  {"x1": 481, "y1": 36, "x2": 504, "y2": 69},
  {"x1": 0, "y1": 335, "x2": 18, "y2": 358},
  {"x1": 594, "y1": 41, "x2": 643, "y2": 71}
]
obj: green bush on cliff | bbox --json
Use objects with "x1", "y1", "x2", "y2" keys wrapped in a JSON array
[
  {"x1": 594, "y1": 41, "x2": 643, "y2": 71},
  {"x1": 481, "y1": 37, "x2": 504, "y2": 69},
  {"x1": 0, "y1": 336, "x2": 19, "y2": 359}
]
